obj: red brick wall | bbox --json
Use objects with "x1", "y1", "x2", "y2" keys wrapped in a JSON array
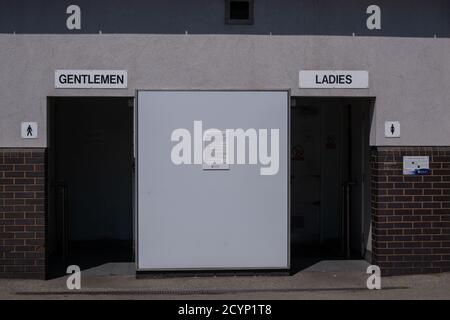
[
  {"x1": 3, "y1": 145, "x2": 450, "y2": 278},
  {"x1": 372, "y1": 147, "x2": 450, "y2": 275},
  {"x1": 0, "y1": 149, "x2": 46, "y2": 279}
]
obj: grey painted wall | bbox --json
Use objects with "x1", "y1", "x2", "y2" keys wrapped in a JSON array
[
  {"x1": 1, "y1": 34, "x2": 450, "y2": 147},
  {"x1": 1, "y1": 0, "x2": 448, "y2": 37}
]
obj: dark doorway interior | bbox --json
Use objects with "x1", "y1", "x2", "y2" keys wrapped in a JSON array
[
  {"x1": 290, "y1": 97, "x2": 373, "y2": 273},
  {"x1": 47, "y1": 97, "x2": 134, "y2": 278}
]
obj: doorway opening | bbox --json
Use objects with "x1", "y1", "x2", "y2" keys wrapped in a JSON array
[
  {"x1": 290, "y1": 97, "x2": 373, "y2": 270},
  {"x1": 47, "y1": 97, "x2": 134, "y2": 278}
]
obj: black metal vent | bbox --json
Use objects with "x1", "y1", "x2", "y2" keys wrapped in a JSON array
[{"x1": 225, "y1": 0, "x2": 254, "y2": 25}]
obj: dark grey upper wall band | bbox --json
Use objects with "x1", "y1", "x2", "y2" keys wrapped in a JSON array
[{"x1": 0, "y1": 0, "x2": 449, "y2": 37}]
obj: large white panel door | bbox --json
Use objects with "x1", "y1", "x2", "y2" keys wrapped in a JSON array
[{"x1": 136, "y1": 90, "x2": 289, "y2": 270}]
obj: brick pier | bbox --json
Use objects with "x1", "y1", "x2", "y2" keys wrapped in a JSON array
[
  {"x1": 371, "y1": 147, "x2": 450, "y2": 275},
  {"x1": 0, "y1": 149, "x2": 46, "y2": 279}
]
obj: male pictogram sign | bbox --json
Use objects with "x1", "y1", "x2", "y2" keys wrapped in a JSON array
[
  {"x1": 27, "y1": 125, "x2": 33, "y2": 136},
  {"x1": 21, "y1": 122, "x2": 38, "y2": 139}
]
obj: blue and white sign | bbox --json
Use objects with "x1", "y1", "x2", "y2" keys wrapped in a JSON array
[{"x1": 403, "y1": 156, "x2": 430, "y2": 175}]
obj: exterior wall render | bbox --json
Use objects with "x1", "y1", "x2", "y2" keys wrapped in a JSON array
[{"x1": 1, "y1": 35, "x2": 450, "y2": 147}]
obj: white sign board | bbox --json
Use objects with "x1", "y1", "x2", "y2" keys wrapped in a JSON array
[
  {"x1": 299, "y1": 70, "x2": 369, "y2": 89},
  {"x1": 137, "y1": 90, "x2": 289, "y2": 271},
  {"x1": 403, "y1": 156, "x2": 430, "y2": 175},
  {"x1": 21, "y1": 122, "x2": 38, "y2": 139},
  {"x1": 385, "y1": 121, "x2": 401, "y2": 138},
  {"x1": 55, "y1": 70, "x2": 127, "y2": 89}
]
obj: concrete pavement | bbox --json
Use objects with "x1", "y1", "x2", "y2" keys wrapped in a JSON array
[{"x1": 1, "y1": 260, "x2": 450, "y2": 299}]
